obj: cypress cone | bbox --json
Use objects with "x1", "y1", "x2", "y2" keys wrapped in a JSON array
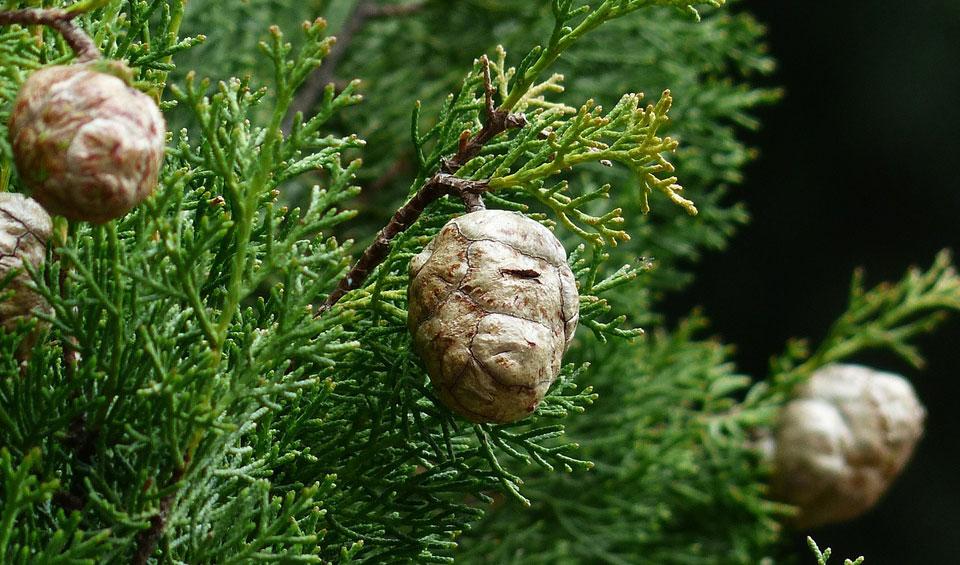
[
  {"x1": 0, "y1": 192, "x2": 53, "y2": 357},
  {"x1": 7, "y1": 63, "x2": 166, "y2": 223},
  {"x1": 408, "y1": 209, "x2": 579, "y2": 423}
]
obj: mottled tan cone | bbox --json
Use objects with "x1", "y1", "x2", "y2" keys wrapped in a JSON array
[
  {"x1": 0, "y1": 193, "x2": 54, "y2": 357},
  {"x1": 770, "y1": 363, "x2": 925, "y2": 529},
  {"x1": 408, "y1": 209, "x2": 579, "y2": 424},
  {"x1": 8, "y1": 63, "x2": 166, "y2": 223}
]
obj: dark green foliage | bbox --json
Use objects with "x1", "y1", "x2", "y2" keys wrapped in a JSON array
[
  {"x1": 0, "y1": 1, "x2": 957, "y2": 563},
  {"x1": 457, "y1": 315, "x2": 786, "y2": 564},
  {"x1": 2, "y1": 3, "x2": 365, "y2": 561},
  {"x1": 456, "y1": 252, "x2": 960, "y2": 564}
]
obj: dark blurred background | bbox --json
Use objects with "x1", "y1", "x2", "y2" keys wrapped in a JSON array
[{"x1": 661, "y1": 1, "x2": 960, "y2": 562}]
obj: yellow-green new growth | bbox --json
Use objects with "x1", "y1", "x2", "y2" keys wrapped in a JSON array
[{"x1": 489, "y1": 90, "x2": 694, "y2": 247}]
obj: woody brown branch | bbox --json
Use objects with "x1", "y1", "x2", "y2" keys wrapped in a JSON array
[
  {"x1": 320, "y1": 55, "x2": 526, "y2": 312},
  {"x1": 320, "y1": 174, "x2": 490, "y2": 311},
  {"x1": 0, "y1": 9, "x2": 100, "y2": 62}
]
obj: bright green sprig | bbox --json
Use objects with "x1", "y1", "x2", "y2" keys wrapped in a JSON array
[
  {"x1": 770, "y1": 250, "x2": 960, "y2": 394},
  {"x1": 808, "y1": 537, "x2": 865, "y2": 565},
  {"x1": 166, "y1": 18, "x2": 362, "y2": 355},
  {"x1": 490, "y1": 45, "x2": 574, "y2": 115},
  {"x1": 8, "y1": 10, "x2": 366, "y2": 561},
  {"x1": 490, "y1": 91, "x2": 694, "y2": 219},
  {"x1": 176, "y1": 477, "x2": 339, "y2": 563},
  {"x1": 405, "y1": 49, "x2": 689, "y2": 252},
  {"x1": 526, "y1": 180, "x2": 630, "y2": 248}
]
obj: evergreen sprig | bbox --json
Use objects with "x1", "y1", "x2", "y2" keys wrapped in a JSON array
[
  {"x1": 768, "y1": 250, "x2": 960, "y2": 395},
  {"x1": 1, "y1": 2, "x2": 364, "y2": 561},
  {"x1": 485, "y1": 90, "x2": 692, "y2": 245},
  {"x1": 808, "y1": 537, "x2": 865, "y2": 565}
]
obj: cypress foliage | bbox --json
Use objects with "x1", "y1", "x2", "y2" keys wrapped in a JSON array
[{"x1": 0, "y1": 1, "x2": 955, "y2": 563}]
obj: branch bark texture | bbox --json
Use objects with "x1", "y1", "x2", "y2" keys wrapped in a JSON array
[
  {"x1": 0, "y1": 9, "x2": 100, "y2": 62},
  {"x1": 321, "y1": 56, "x2": 527, "y2": 312}
]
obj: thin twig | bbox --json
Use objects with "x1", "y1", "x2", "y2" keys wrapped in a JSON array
[
  {"x1": 439, "y1": 53, "x2": 527, "y2": 175},
  {"x1": 283, "y1": 0, "x2": 425, "y2": 132},
  {"x1": 320, "y1": 174, "x2": 488, "y2": 311},
  {"x1": 320, "y1": 55, "x2": 527, "y2": 312},
  {"x1": 0, "y1": 9, "x2": 100, "y2": 62}
]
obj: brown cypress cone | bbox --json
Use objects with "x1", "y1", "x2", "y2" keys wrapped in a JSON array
[
  {"x1": 408, "y1": 210, "x2": 580, "y2": 424},
  {"x1": 7, "y1": 63, "x2": 166, "y2": 223},
  {"x1": 770, "y1": 363, "x2": 926, "y2": 529},
  {"x1": 0, "y1": 192, "x2": 54, "y2": 357}
]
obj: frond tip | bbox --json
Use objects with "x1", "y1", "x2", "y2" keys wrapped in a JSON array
[
  {"x1": 487, "y1": 90, "x2": 694, "y2": 245},
  {"x1": 807, "y1": 537, "x2": 865, "y2": 565}
]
